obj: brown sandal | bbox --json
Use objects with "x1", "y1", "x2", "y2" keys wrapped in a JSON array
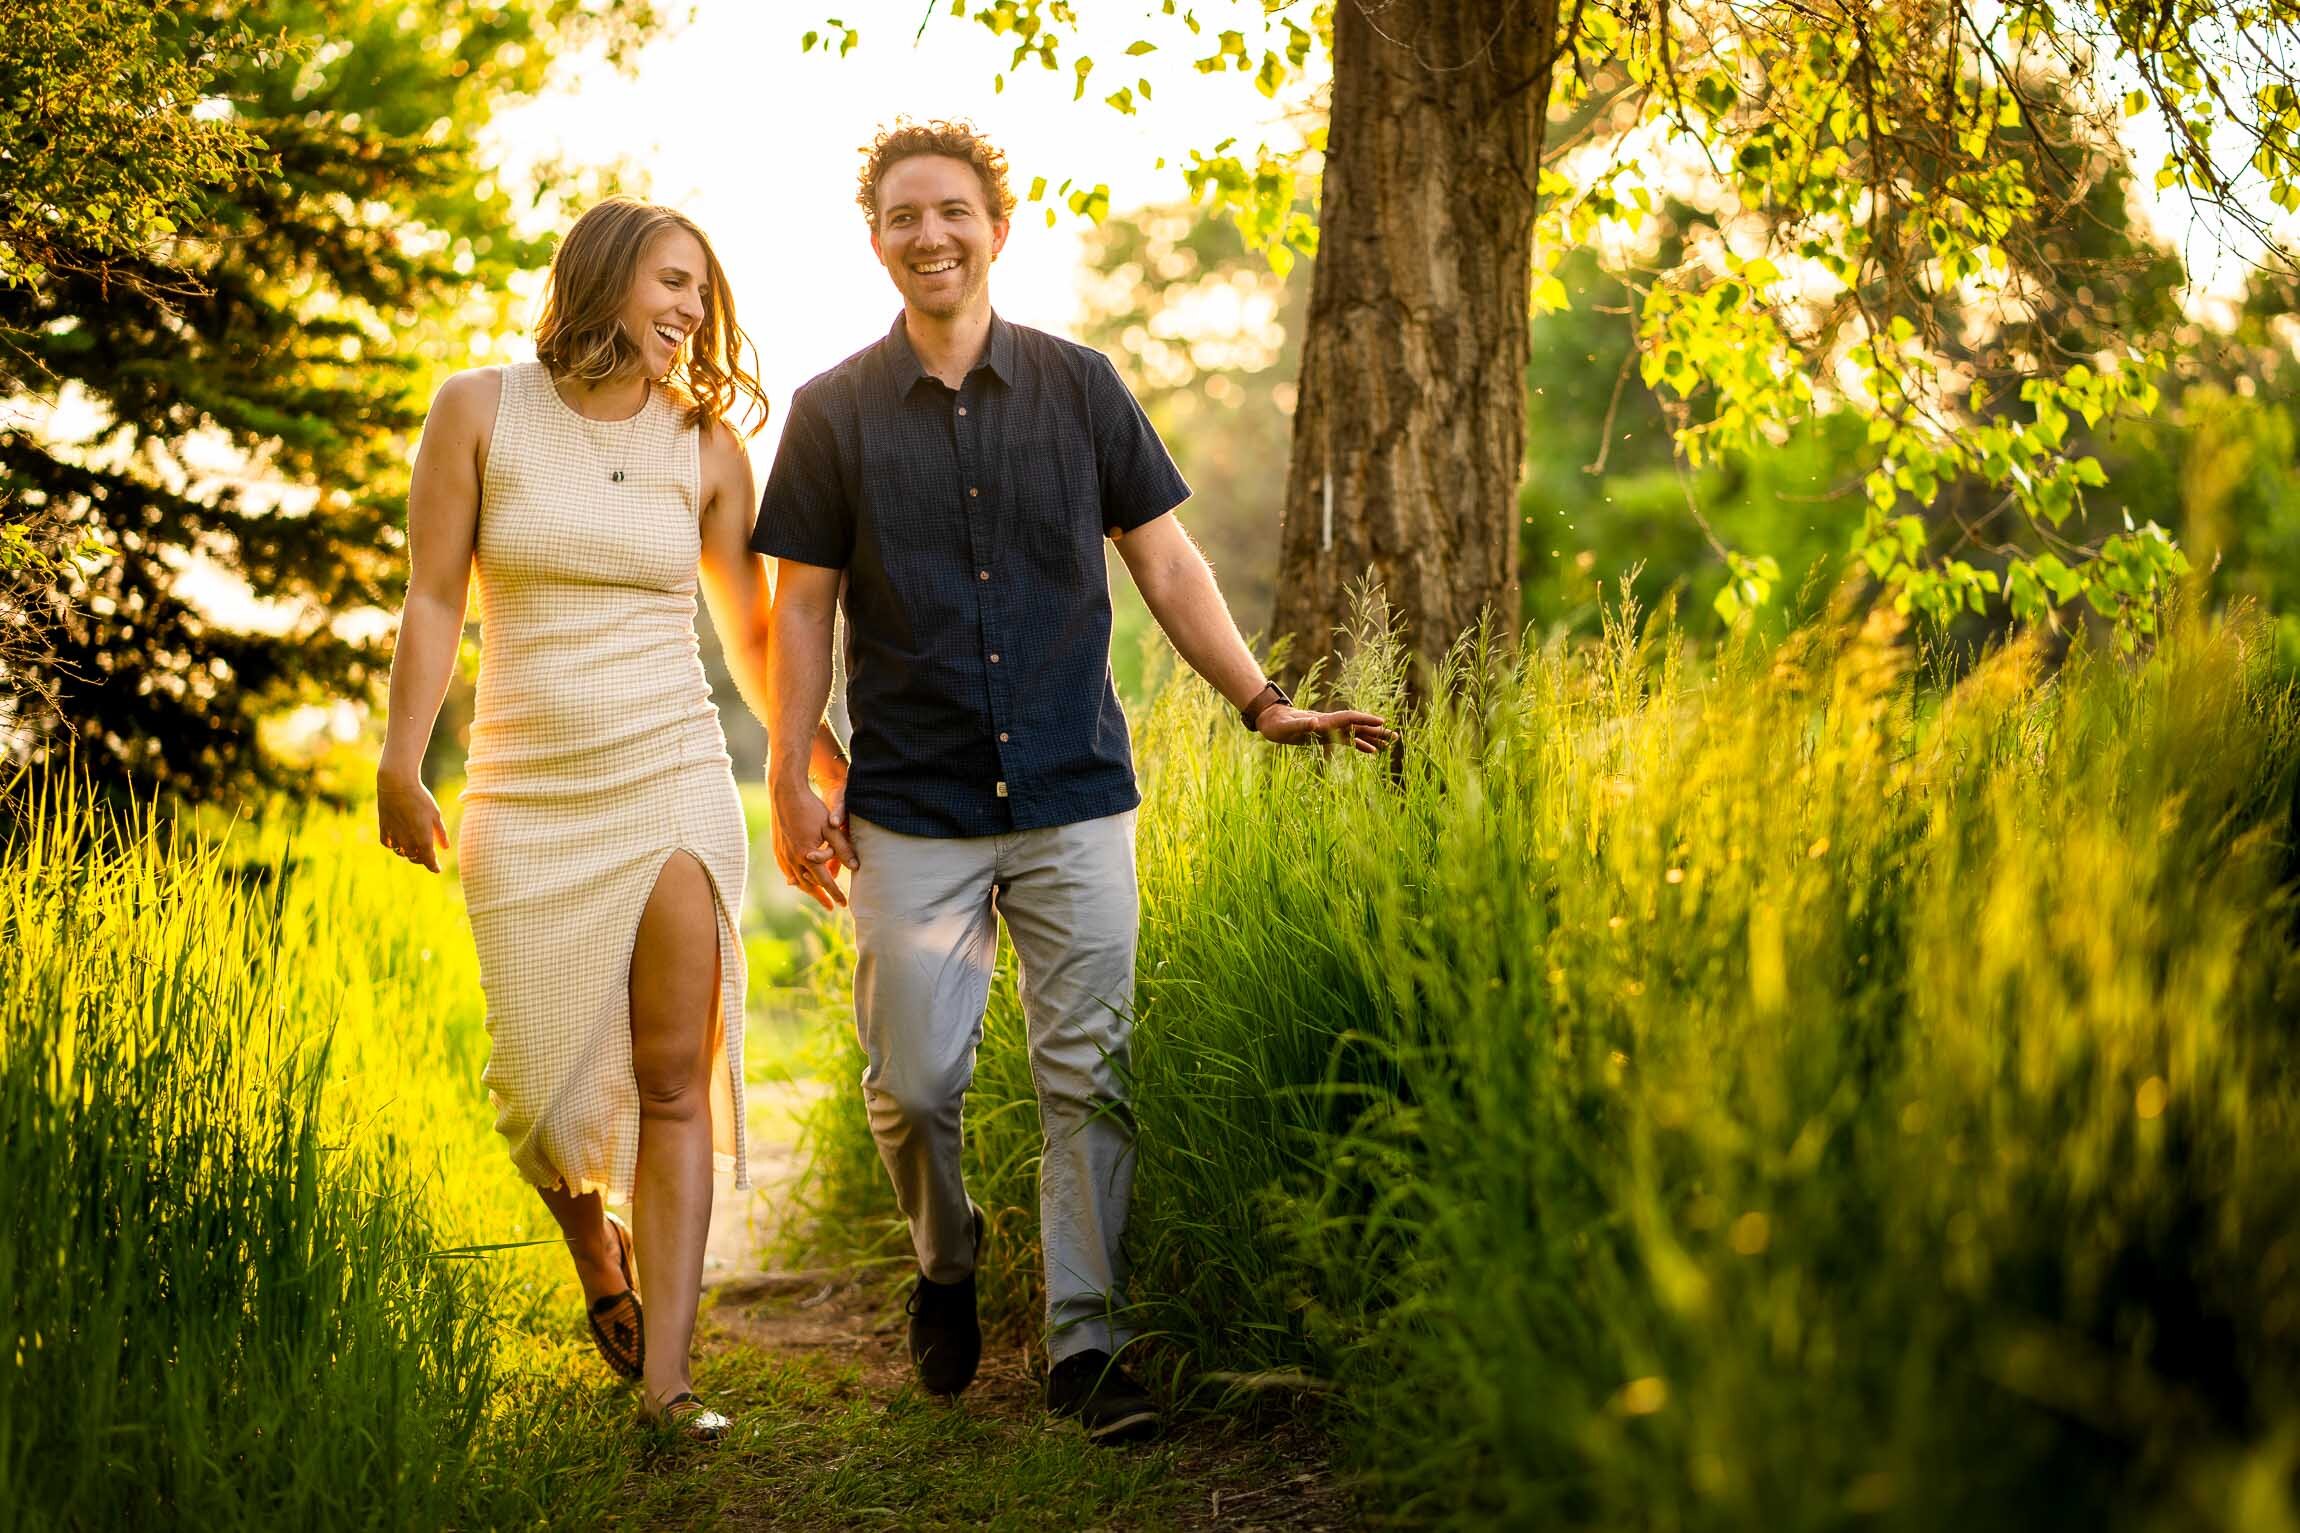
[{"x1": 585, "y1": 1210, "x2": 644, "y2": 1381}]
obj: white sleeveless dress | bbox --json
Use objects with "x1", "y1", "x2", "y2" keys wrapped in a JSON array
[{"x1": 457, "y1": 361, "x2": 748, "y2": 1202}]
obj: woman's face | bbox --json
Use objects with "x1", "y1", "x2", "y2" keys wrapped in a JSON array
[{"x1": 619, "y1": 227, "x2": 709, "y2": 379}]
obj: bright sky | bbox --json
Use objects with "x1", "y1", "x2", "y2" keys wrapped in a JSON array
[{"x1": 486, "y1": 0, "x2": 1315, "y2": 459}]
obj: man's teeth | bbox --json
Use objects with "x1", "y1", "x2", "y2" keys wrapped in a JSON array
[{"x1": 915, "y1": 259, "x2": 959, "y2": 274}]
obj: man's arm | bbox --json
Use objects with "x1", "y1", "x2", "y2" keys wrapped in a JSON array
[
  {"x1": 767, "y1": 558, "x2": 856, "y2": 908},
  {"x1": 1115, "y1": 513, "x2": 1393, "y2": 752}
]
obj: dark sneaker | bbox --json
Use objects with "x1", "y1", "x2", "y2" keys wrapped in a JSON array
[
  {"x1": 906, "y1": 1202, "x2": 985, "y2": 1396},
  {"x1": 1045, "y1": 1349, "x2": 1161, "y2": 1444}
]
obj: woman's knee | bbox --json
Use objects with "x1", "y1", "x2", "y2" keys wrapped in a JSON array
[
  {"x1": 628, "y1": 850, "x2": 720, "y2": 1120},
  {"x1": 633, "y1": 1060, "x2": 706, "y2": 1121}
]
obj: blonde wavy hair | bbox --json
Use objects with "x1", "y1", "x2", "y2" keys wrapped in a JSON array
[{"x1": 533, "y1": 197, "x2": 768, "y2": 435}]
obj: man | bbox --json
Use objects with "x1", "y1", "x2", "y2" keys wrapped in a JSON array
[{"x1": 755, "y1": 120, "x2": 1390, "y2": 1445}]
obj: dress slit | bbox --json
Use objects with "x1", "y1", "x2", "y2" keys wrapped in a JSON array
[{"x1": 567, "y1": 845, "x2": 747, "y2": 1203}]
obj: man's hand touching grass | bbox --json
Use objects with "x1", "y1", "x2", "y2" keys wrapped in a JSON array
[{"x1": 1255, "y1": 704, "x2": 1396, "y2": 754}]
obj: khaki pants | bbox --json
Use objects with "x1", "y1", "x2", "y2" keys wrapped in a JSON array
[{"x1": 847, "y1": 810, "x2": 1139, "y2": 1362}]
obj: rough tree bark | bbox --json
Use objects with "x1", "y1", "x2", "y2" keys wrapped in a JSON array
[{"x1": 1272, "y1": 0, "x2": 1562, "y2": 685}]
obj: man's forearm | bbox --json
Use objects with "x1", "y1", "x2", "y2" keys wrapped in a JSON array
[
  {"x1": 1138, "y1": 547, "x2": 1266, "y2": 709},
  {"x1": 768, "y1": 603, "x2": 836, "y2": 789}
]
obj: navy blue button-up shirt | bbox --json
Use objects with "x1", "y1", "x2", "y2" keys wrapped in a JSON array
[{"x1": 753, "y1": 312, "x2": 1190, "y2": 837}]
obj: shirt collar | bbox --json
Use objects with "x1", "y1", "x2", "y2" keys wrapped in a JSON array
[{"x1": 883, "y1": 309, "x2": 1015, "y2": 394}]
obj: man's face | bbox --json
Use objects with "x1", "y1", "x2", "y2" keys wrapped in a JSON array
[{"x1": 871, "y1": 155, "x2": 1008, "y2": 320}]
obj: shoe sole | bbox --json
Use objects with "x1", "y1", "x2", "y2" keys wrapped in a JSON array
[{"x1": 1081, "y1": 1406, "x2": 1161, "y2": 1444}]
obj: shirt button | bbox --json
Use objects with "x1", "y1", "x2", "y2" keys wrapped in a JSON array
[
  {"x1": 969, "y1": 487, "x2": 979, "y2": 498},
  {"x1": 978, "y1": 569, "x2": 989, "y2": 581},
  {"x1": 989, "y1": 653, "x2": 1000, "y2": 664},
  {"x1": 998, "y1": 732, "x2": 1010, "y2": 743},
  {"x1": 957, "y1": 406, "x2": 968, "y2": 416}
]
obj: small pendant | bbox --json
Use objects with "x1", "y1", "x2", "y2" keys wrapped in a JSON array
[{"x1": 609, "y1": 469, "x2": 625, "y2": 483}]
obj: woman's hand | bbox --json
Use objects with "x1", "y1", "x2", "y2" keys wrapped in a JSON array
[{"x1": 377, "y1": 766, "x2": 450, "y2": 873}]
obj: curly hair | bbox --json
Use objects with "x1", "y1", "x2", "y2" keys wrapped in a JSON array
[
  {"x1": 856, "y1": 119, "x2": 1017, "y2": 228},
  {"x1": 532, "y1": 196, "x2": 769, "y2": 436}
]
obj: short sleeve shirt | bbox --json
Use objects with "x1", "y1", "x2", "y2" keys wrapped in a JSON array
[{"x1": 752, "y1": 311, "x2": 1190, "y2": 837}]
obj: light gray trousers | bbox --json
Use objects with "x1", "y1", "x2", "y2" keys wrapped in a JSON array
[{"x1": 847, "y1": 810, "x2": 1138, "y2": 1362}]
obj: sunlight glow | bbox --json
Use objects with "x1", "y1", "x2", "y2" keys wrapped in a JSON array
[{"x1": 484, "y1": 0, "x2": 1319, "y2": 459}]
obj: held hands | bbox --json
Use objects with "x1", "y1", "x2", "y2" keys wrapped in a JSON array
[
  {"x1": 1255, "y1": 703, "x2": 1396, "y2": 754},
  {"x1": 771, "y1": 752, "x2": 860, "y2": 911},
  {"x1": 376, "y1": 767, "x2": 450, "y2": 872}
]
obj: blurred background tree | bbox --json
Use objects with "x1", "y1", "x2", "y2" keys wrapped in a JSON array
[
  {"x1": 882, "y1": 0, "x2": 2300, "y2": 677},
  {"x1": 1087, "y1": 158, "x2": 2300, "y2": 679},
  {"x1": 0, "y1": 0, "x2": 662, "y2": 802},
  {"x1": 0, "y1": 0, "x2": 262, "y2": 770}
]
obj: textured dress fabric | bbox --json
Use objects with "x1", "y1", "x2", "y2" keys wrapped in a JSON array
[{"x1": 458, "y1": 361, "x2": 749, "y2": 1203}]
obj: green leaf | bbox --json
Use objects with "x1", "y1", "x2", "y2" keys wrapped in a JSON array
[{"x1": 1255, "y1": 50, "x2": 1283, "y2": 98}]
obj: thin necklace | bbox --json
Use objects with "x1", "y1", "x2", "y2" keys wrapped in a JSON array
[{"x1": 557, "y1": 377, "x2": 650, "y2": 484}]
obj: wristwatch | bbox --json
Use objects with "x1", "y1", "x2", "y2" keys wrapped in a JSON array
[{"x1": 1241, "y1": 677, "x2": 1290, "y2": 732}]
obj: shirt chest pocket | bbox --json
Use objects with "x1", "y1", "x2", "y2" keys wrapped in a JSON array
[{"x1": 1004, "y1": 428, "x2": 1100, "y2": 582}]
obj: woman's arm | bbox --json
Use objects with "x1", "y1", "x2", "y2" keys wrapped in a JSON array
[
  {"x1": 376, "y1": 369, "x2": 494, "y2": 872},
  {"x1": 697, "y1": 421, "x2": 778, "y2": 724},
  {"x1": 696, "y1": 421, "x2": 851, "y2": 804}
]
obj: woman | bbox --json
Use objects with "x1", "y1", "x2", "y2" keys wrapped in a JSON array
[{"x1": 376, "y1": 197, "x2": 849, "y2": 1438}]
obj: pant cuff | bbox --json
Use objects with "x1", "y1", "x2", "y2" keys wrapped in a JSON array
[{"x1": 1046, "y1": 1316, "x2": 1129, "y2": 1363}]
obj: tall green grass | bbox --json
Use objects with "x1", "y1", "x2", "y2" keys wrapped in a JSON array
[
  {"x1": 797, "y1": 603, "x2": 2300, "y2": 1528},
  {"x1": 0, "y1": 779, "x2": 604, "y2": 1530}
]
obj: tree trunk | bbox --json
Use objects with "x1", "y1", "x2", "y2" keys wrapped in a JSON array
[{"x1": 1272, "y1": 0, "x2": 1558, "y2": 686}]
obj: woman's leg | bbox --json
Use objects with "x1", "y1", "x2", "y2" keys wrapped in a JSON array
[
  {"x1": 534, "y1": 1183, "x2": 624, "y2": 1300},
  {"x1": 628, "y1": 850, "x2": 723, "y2": 1407}
]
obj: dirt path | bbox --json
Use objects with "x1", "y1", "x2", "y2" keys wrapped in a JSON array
[
  {"x1": 702, "y1": 1077, "x2": 821, "y2": 1282},
  {"x1": 621, "y1": 1077, "x2": 1361, "y2": 1531}
]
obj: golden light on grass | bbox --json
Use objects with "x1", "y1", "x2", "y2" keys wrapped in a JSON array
[
  {"x1": 2137, "y1": 1076, "x2": 2169, "y2": 1119},
  {"x1": 1619, "y1": 1377, "x2": 1669, "y2": 1415},
  {"x1": 797, "y1": 599, "x2": 2300, "y2": 1524}
]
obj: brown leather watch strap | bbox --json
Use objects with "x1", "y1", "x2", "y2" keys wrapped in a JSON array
[{"x1": 1241, "y1": 678, "x2": 1291, "y2": 732}]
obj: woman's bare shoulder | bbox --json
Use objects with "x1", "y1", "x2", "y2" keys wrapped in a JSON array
[{"x1": 430, "y1": 365, "x2": 508, "y2": 428}]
